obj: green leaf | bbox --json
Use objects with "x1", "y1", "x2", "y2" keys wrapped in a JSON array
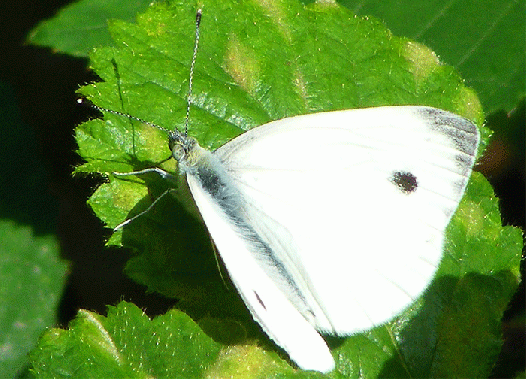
[
  {"x1": 0, "y1": 220, "x2": 67, "y2": 378},
  {"x1": 27, "y1": 0, "x2": 151, "y2": 57},
  {"x1": 27, "y1": 0, "x2": 522, "y2": 113},
  {"x1": 63, "y1": 0, "x2": 523, "y2": 377},
  {"x1": 30, "y1": 302, "x2": 226, "y2": 379},
  {"x1": 339, "y1": 0, "x2": 525, "y2": 113}
]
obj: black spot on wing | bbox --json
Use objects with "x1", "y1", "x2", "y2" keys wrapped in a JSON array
[
  {"x1": 254, "y1": 291, "x2": 266, "y2": 310},
  {"x1": 391, "y1": 171, "x2": 418, "y2": 194}
]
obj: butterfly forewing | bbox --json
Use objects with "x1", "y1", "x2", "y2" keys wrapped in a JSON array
[{"x1": 211, "y1": 106, "x2": 479, "y2": 333}]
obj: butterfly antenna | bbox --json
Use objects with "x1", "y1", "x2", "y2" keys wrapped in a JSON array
[
  {"x1": 183, "y1": 9, "x2": 202, "y2": 138},
  {"x1": 77, "y1": 98, "x2": 173, "y2": 135}
]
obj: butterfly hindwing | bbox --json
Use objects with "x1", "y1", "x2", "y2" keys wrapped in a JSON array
[{"x1": 185, "y1": 169, "x2": 335, "y2": 372}]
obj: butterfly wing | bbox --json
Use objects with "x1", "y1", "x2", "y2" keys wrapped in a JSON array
[
  {"x1": 185, "y1": 150, "x2": 335, "y2": 372},
  {"x1": 211, "y1": 106, "x2": 479, "y2": 334}
]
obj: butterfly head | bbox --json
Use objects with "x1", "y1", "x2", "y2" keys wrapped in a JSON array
[{"x1": 168, "y1": 131, "x2": 197, "y2": 161}]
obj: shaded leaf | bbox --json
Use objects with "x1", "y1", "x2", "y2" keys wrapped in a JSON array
[
  {"x1": 0, "y1": 221, "x2": 67, "y2": 378},
  {"x1": 27, "y1": 0, "x2": 151, "y2": 57}
]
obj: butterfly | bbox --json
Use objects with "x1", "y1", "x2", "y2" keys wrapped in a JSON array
[{"x1": 84, "y1": 9, "x2": 480, "y2": 373}]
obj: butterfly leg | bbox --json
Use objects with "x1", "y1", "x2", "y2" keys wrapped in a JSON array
[
  {"x1": 112, "y1": 167, "x2": 177, "y2": 231},
  {"x1": 113, "y1": 188, "x2": 176, "y2": 231},
  {"x1": 113, "y1": 167, "x2": 176, "y2": 182}
]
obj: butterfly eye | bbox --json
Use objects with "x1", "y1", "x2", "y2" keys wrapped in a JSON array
[{"x1": 172, "y1": 143, "x2": 186, "y2": 161}]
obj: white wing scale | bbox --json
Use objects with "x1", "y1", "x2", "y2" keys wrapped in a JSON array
[{"x1": 183, "y1": 106, "x2": 479, "y2": 372}]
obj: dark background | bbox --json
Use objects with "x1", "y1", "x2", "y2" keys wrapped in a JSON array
[{"x1": 0, "y1": 0, "x2": 523, "y2": 377}]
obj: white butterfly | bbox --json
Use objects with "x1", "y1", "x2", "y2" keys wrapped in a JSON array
[
  {"x1": 90, "y1": 10, "x2": 479, "y2": 373},
  {"x1": 161, "y1": 105, "x2": 478, "y2": 372}
]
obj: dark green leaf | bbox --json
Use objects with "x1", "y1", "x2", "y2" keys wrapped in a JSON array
[
  {"x1": 0, "y1": 221, "x2": 67, "y2": 378},
  {"x1": 27, "y1": 0, "x2": 151, "y2": 57},
  {"x1": 339, "y1": 0, "x2": 525, "y2": 113}
]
